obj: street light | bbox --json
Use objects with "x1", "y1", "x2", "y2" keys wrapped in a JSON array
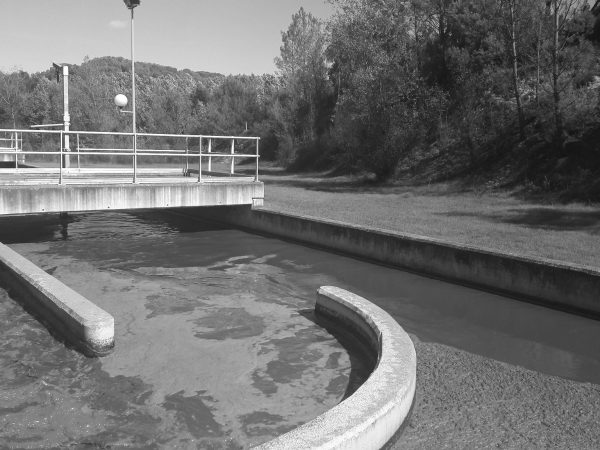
[
  {"x1": 123, "y1": 0, "x2": 140, "y2": 182},
  {"x1": 114, "y1": 94, "x2": 128, "y2": 110}
]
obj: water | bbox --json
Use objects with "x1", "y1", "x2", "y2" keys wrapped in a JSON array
[
  {"x1": 1, "y1": 211, "x2": 600, "y2": 448},
  {"x1": 0, "y1": 212, "x2": 372, "y2": 449}
]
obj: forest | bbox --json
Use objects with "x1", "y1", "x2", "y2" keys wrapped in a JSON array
[{"x1": 2, "y1": 0, "x2": 600, "y2": 200}]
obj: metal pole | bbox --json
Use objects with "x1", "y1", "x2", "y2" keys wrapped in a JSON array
[
  {"x1": 59, "y1": 131, "x2": 63, "y2": 185},
  {"x1": 76, "y1": 133, "x2": 80, "y2": 169},
  {"x1": 13, "y1": 132, "x2": 17, "y2": 169},
  {"x1": 185, "y1": 137, "x2": 189, "y2": 175},
  {"x1": 131, "y1": 6, "x2": 137, "y2": 183},
  {"x1": 207, "y1": 138, "x2": 212, "y2": 172},
  {"x1": 63, "y1": 65, "x2": 70, "y2": 169},
  {"x1": 255, "y1": 138, "x2": 259, "y2": 182},
  {"x1": 230, "y1": 139, "x2": 235, "y2": 175},
  {"x1": 198, "y1": 136, "x2": 202, "y2": 182}
]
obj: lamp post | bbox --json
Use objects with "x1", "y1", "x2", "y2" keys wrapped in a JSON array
[
  {"x1": 52, "y1": 62, "x2": 70, "y2": 168},
  {"x1": 123, "y1": 0, "x2": 140, "y2": 182}
]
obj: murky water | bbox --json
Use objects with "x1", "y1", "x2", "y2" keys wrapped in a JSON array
[
  {"x1": 0, "y1": 212, "x2": 372, "y2": 449},
  {"x1": 1, "y1": 211, "x2": 600, "y2": 449}
]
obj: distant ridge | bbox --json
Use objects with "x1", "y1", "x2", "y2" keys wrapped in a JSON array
[{"x1": 37, "y1": 56, "x2": 224, "y2": 82}]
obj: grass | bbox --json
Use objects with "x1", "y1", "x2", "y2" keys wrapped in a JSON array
[{"x1": 256, "y1": 164, "x2": 600, "y2": 268}]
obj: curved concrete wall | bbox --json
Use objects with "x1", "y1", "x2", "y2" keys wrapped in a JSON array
[
  {"x1": 255, "y1": 286, "x2": 417, "y2": 450},
  {"x1": 0, "y1": 242, "x2": 114, "y2": 356},
  {"x1": 185, "y1": 206, "x2": 600, "y2": 318}
]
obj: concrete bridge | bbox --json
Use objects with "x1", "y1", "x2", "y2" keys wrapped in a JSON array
[{"x1": 0, "y1": 129, "x2": 264, "y2": 215}]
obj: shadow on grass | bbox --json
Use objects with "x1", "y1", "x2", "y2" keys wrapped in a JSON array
[
  {"x1": 263, "y1": 175, "x2": 481, "y2": 198},
  {"x1": 441, "y1": 207, "x2": 600, "y2": 233}
]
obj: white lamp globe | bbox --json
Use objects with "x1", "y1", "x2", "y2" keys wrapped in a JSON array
[{"x1": 114, "y1": 94, "x2": 128, "y2": 108}]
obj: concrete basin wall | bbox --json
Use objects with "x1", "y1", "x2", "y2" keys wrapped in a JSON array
[
  {"x1": 185, "y1": 206, "x2": 600, "y2": 317},
  {"x1": 0, "y1": 242, "x2": 114, "y2": 356},
  {"x1": 255, "y1": 286, "x2": 416, "y2": 450}
]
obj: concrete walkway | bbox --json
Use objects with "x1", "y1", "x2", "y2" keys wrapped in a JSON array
[{"x1": 0, "y1": 170, "x2": 263, "y2": 215}]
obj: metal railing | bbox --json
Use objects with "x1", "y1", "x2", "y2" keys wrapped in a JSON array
[
  {"x1": 0, "y1": 129, "x2": 260, "y2": 184},
  {"x1": 0, "y1": 131, "x2": 24, "y2": 168}
]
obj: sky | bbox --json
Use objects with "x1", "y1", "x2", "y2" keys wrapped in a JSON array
[{"x1": 0, "y1": 0, "x2": 334, "y2": 75}]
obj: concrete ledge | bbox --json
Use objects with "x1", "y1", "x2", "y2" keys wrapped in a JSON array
[
  {"x1": 0, "y1": 242, "x2": 114, "y2": 356},
  {"x1": 0, "y1": 181, "x2": 264, "y2": 215},
  {"x1": 255, "y1": 286, "x2": 416, "y2": 450},
  {"x1": 184, "y1": 206, "x2": 600, "y2": 318}
]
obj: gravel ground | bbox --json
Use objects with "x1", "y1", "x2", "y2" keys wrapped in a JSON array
[{"x1": 395, "y1": 337, "x2": 600, "y2": 449}]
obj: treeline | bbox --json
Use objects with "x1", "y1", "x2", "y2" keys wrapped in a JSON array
[
  {"x1": 0, "y1": 56, "x2": 283, "y2": 158},
  {"x1": 281, "y1": 0, "x2": 600, "y2": 194},
  {"x1": 2, "y1": 0, "x2": 600, "y2": 195}
]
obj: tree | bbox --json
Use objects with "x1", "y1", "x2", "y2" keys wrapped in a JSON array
[
  {"x1": 275, "y1": 7, "x2": 332, "y2": 162},
  {"x1": 21, "y1": 77, "x2": 52, "y2": 126},
  {"x1": 328, "y1": 0, "x2": 447, "y2": 179},
  {"x1": 501, "y1": 0, "x2": 526, "y2": 139},
  {"x1": 547, "y1": 0, "x2": 593, "y2": 144},
  {"x1": 0, "y1": 70, "x2": 29, "y2": 128}
]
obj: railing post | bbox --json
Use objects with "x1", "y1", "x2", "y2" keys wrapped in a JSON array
[
  {"x1": 207, "y1": 138, "x2": 212, "y2": 172},
  {"x1": 133, "y1": 133, "x2": 137, "y2": 183},
  {"x1": 230, "y1": 138, "x2": 235, "y2": 175},
  {"x1": 76, "y1": 133, "x2": 80, "y2": 169},
  {"x1": 59, "y1": 131, "x2": 64, "y2": 185},
  {"x1": 13, "y1": 131, "x2": 17, "y2": 169},
  {"x1": 255, "y1": 138, "x2": 259, "y2": 182},
  {"x1": 198, "y1": 136, "x2": 203, "y2": 182},
  {"x1": 185, "y1": 137, "x2": 189, "y2": 175}
]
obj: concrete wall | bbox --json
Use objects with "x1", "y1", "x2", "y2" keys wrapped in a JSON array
[
  {"x1": 0, "y1": 242, "x2": 114, "y2": 356},
  {"x1": 185, "y1": 206, "x2": 600, "y2": 318},
  {"x1": 255, "y1": 286, "x2": 416, "y2": 450},
  {"x1": 0, "y1": 181, "x2": 264, "y2": 215}
]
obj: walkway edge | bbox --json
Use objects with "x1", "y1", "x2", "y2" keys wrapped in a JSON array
[
  {"x1": 254, "y1": 286, "x2": 416, "y2": 450},
  {"x1": 0, "y1": 242, "x2": 114, "y2": 356}
]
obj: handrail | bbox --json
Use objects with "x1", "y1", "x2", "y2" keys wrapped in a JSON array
[
  {"x1": 0, "y1": 128, "x2": 260, "y2": 184},
  {"x1": 0, "y1": 128, "x2": 261, "y2": 140}
]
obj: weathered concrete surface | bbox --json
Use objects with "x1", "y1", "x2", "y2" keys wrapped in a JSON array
[
  {"x1": 395, "y1": 336, "x2": 600, "y2": 449},
  {"x1": 0, "y1": 181, "x2": 264, "y2": 215},
  {"x1": 0, "y1": 242, "x2": 113, "y2": 355},
  {"x1": 256, "y1": 286, "x2": 416, "y2": 450},
  {"x1": 186, "y1": 206, "x2": 600, "y2": 318}
]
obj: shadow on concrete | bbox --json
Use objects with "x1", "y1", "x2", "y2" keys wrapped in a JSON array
[{"x1": 441, "y1": 207, "x2": 600, "y2": 233}]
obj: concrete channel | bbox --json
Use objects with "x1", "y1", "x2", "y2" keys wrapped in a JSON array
[
  {"x1": 2, "y1": 203, "x2": 598, "y2": 448},
  {"x1": 185, "y1": 205, "x2": 600, "y2": 318}
]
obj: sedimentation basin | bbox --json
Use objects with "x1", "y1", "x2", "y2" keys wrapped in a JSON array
[{"x1": 0, "y1": 210, "x2": 599, "y2": 448}]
